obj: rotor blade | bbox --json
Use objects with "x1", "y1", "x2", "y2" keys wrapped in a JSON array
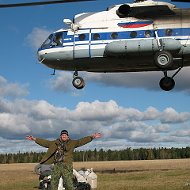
[
  {"x1": 171, "y1": 0, "x2": 190, "y2": 2},
  {"x1": 0, "y1": 0, "x2": 94, "y2": 8}
]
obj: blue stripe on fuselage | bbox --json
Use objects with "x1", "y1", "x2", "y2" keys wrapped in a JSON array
[{"x1": 39, "y1": 27, "x2": 190, "y2": 50}]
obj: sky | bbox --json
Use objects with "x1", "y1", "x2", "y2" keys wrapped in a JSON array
[{"x1": 0, "y1": 0, "x2": 190, "y2": 154}]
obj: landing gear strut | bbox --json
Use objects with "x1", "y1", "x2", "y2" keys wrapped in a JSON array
[
  {"x1": 72, "y1": 71, "x2": 85, "y2": 89},
  {"x1": 154, "y1": 48, "x2": 183, "y2": 91},
  {"x1": 154, "y1": 50, "x2": 175, "y2": 91}
]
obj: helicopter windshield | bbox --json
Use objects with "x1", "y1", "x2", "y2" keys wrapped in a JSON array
[
  {"x1": 41, "y1": 34, "x2": 53, "y2": 49},
  {"x1": 52, "y1": 32, "x2": 63, "y2": 46},
  {"x1": 40, "y1": 32, "x2": 64, "y2": 49}
]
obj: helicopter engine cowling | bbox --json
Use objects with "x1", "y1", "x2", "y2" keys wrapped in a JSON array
[
  {"x1": 105, "y1": 39, "x2": 182, "y2": 56},
  {"x1": 116, "y1": 4, "x2": 131, "y2": 18}
]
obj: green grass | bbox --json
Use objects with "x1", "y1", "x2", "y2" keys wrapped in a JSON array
[{"x1": 96, "y1": 170, "x2": 190, "y2": 190}]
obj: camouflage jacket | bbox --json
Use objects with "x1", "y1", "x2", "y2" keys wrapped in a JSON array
[{"x1": 35, "y1": 136, "x2": 93, "y2": 165}]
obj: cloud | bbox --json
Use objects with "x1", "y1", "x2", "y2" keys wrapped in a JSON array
[
  {"x1": 0, "y1": 97, "x2": 190, "y2": 153},
  {"x1": 85, "y1": 68, "x2": 190, "y2": 93},
  {"x1": 48, "y1": 68, "x2": 190, "y2": 93},
  {"x1": 174, "y1": 67, "x2": 190, "y2": 94},
  {"x1": 86, "y1": 72, "x2": 161, "y2": 90},
  {"x1": 143, "y1": 107, "x2": 160, "y2": 120},
  {"x1": 154, "y1": 124, "x2": 171, "y2": 133},
  {"x1": 0, "y1": 113, "x2": 30, "y2": 137},
  {"x1": 172, "y1": 129, "x2": 190, "y2": 137},
  {"x1": 29, "y1": 100, "x2": 57, "y2": 120},
  {"x1": 49, "y1": 72, "x2": 74, "y2": 93},
  {"x1": 0, "y1": 75, "x2": 189, "y2": 152},
  {"x1": 160, "y1": 107, "x2": 190, "y2": 123},
  {"x1": 0, "y1": 76, "x2": 28, "y2": 98},
  {"x1": 0, "y1": 137, "x2": 46, "y2": 153},
  {"x1": 26, "y1": 27, "x2": 52, "y2": 50},
  {"x1": 73, "y1": 100, "x2": 121, "y2": 121}
]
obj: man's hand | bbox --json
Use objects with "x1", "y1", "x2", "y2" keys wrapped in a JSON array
[
  {"x1": 26, "y1": 135, "x2": 36, "y2": 141},
  {"x1": 91, "y1": 133, "x2": 102, "y2": 139}
]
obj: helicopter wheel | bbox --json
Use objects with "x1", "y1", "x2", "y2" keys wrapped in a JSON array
[
  {"x1": 159, "y1": 76, "x2": 175, "y2": 91},
  {"x1": 154, "y1": 50, "x2": 173, "y2": 69},
  {"x1": 72, "y1": 76, "x2": 85, "y2": 89}
]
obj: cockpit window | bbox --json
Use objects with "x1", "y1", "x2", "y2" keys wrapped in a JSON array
[
  {"x1": 41, "y1": 34, "x2": 53, "y2": 49},
  {"x1": 40, "y1": 32, "x2": 64, "y2": 49},
  {"x1": 52, "y1": 32, "x2": 63, "y2": 46}
]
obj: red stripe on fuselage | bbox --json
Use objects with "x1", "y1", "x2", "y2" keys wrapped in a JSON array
[{"x1": 119, "y1": 23, "x2": 150, "y2": 28}]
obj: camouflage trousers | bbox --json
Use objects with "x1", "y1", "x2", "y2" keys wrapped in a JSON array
[{"x1": 51, "y1": 162, "x2": 74, "y2": 190}]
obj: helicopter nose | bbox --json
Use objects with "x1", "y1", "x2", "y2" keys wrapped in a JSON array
[{"x1": 37, "y1": 50, "x2": 45, "y2": 63}]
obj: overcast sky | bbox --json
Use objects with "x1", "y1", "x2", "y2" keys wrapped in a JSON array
[{"x1": 0, "y1": 0, "x2": 190, "y2": 153}]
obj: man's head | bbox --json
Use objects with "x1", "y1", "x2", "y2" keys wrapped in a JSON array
[{"x1": 60, "y1": 130, "x2": 69, "y2": 141}]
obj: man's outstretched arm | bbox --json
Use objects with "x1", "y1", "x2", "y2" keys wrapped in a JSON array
[
  {"x1": 26, "y1": 135, "x2": 52, "y2": 148},
  {"x1": 75, "y1": 133, "x2": 103, "y2": 148}
]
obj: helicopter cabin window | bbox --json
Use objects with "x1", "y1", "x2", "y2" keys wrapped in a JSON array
[
  {"x1": 79, "y1": 34, "x2": 86, "y2": 41},
  {"x1": 165, "y1": 29, "x2": 173, "y2": 36},
  {"x1": 111, "y1": 32, "x2": 118, "y2": 39},
  {"x1": 145, "y1": 30, "x2": 152, "y2": 38},
  {"x1": 93, "y1": 33, "x2": 100, "y2": 40},
  {"x1": 130, "y1": 31, "x2": 137, "y2": 38},
  {"x1": 52, "y1": 32, "x2": 63, "y2": 46}
]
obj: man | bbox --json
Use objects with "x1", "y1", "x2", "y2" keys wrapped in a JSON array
[{"x1": 26, "y1": 130, "x2": 102, "y2": 190}]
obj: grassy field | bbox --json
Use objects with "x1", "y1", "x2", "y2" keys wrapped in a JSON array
[{"x1": 1, "y1": 159, "x2": 190, "y2": 190}]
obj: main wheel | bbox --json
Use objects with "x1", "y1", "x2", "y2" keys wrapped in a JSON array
[
  {"x1": 154, "y1": 51, "x2": 173, "y2": 69},
  {"x1": 159, "y1": 77, "x2": 175, "y2": 91},
  {"x1": 72, "y1": 76, "x2": 85, "y2": 89}
]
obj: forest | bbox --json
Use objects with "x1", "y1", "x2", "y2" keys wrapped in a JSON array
[{"x1": 1, "y1": 147, "x2": 190, "y2": 164}]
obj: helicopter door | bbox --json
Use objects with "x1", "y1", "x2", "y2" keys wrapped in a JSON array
[{"x1": 73, "y1": 30, "x2": 91, "y2": 59}]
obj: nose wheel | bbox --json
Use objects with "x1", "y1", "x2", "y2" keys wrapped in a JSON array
[{"x1": 72, "y1": 71, "x2": 85, "y2": 89}]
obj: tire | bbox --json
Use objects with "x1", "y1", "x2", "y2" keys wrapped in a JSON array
[
  {"x1": 159, "y1": 77, "x2": 175, "y2": 91},
  {"x1": 154, "y1": 50, "x2": 173, "y2": 69},
  {"x1": 72, "y1": 76, "x2": 85, "y2": 89}
]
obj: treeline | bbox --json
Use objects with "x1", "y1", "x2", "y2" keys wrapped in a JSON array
[{"x1": 1, "y1": 147, "x2": 190, "y2": 164}]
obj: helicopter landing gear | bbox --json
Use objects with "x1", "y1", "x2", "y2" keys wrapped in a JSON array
[
  {"x1": 72, "y1": 71, "x2": 85, "y2": 89},
  {"x1": 159, "y1": 67, "x2": 182, "y2": 91}
]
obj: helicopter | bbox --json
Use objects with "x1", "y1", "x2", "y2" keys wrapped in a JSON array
[{"x1": 1, "y1": 0, "x2": 190, "y2": 91}]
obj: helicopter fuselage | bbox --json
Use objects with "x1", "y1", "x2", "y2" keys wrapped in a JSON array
[{"x1": 37, "y1": 0, "x2": 190, "y2": 90}]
